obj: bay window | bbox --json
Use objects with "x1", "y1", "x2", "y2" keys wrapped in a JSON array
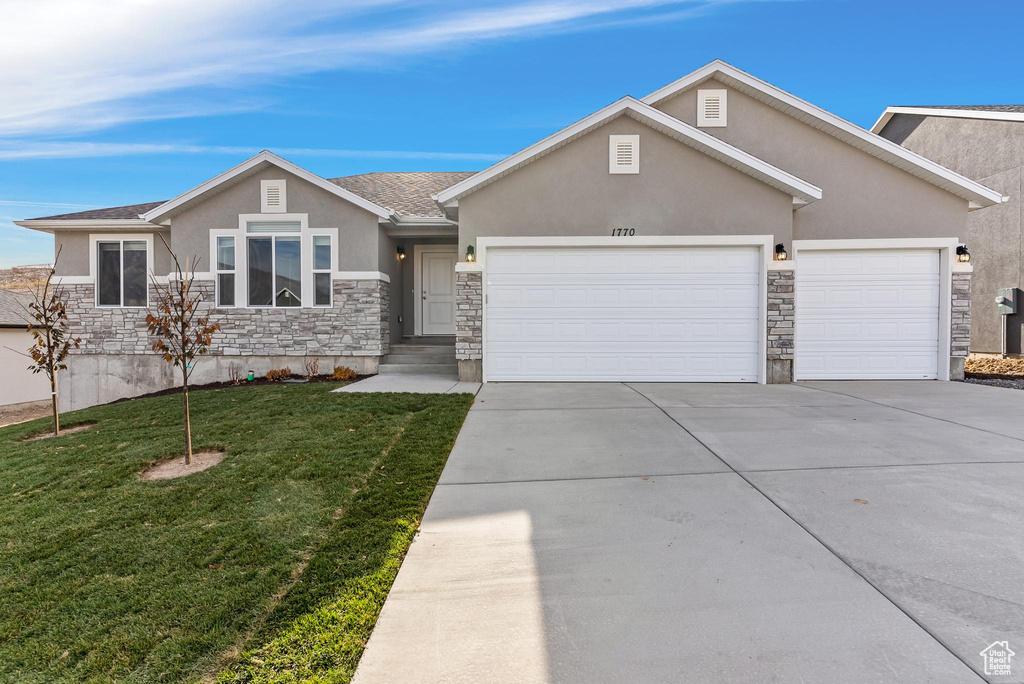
[{"x1": 97, "y1": 239, "x2": 148, "y2": 307}]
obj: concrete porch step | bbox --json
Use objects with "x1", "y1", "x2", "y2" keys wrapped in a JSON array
[
  {"x1": 388, "y1": 345, "x2": 457, "y2": 354},
  {"x1": 382, "y1": 353, "x2": 456, "y2": 365},
  {"x1": 379, "y1": 363, "x2": 459, "y2": 375}
]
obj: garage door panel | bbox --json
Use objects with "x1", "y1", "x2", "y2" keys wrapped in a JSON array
[
  {"x1": 485, "y1": 246, "x2": 761, "y2": 382},
  {"x1": 796, "y1": 248, "x2": 940, "y2": 380}
]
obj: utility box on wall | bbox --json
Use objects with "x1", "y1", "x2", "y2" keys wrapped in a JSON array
[{"x1": 996, "y1": 288, "x2": 1017, "y2": 316}]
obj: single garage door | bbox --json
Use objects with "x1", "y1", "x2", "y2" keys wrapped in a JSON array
[
  {"x1": 796, "y1": 249, "x2": 940, "y2": 380},
  {"x1": 485, "y1": 246, "x2": 761, "y2": 382}
]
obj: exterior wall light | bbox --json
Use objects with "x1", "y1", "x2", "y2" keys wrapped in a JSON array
[
  {"x1": 466, "y1": 245, "x2": 476, "y2": 262},
  {"x1": 956, "y1": 245, "x2": 971, "y2": 263},
  {"x1": 774, "y1": 243, "x2": 788, "y2": 261},
  {"x1": 397, "y1": 245, "x2": 406, "y2": 260}
]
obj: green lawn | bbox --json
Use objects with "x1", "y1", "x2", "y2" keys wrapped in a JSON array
[{"x1": 0, "y1": 382, "x2": 473, "y2": 683}]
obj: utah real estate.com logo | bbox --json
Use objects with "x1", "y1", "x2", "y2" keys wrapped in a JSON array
[{"x1": 980, "y1": 641, "x2": 1015, "y2": 677}]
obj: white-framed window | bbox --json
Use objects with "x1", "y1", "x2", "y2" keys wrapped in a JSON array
[
  {"x1": 216, "y1": 235, "x2": 236, "y2": 307},
  {"x1": 608, "y1": 134, "x2": 640, "y2": 174},
  {"x1": 95, "y1": 238, "x2": 149, "y2": 307},
  {"x1": 312, "y1": 234, "x2": 332, "y2": 307},
  {"x1": 245, "y1": 220, "x2": 302, "y2": 308},
  {"x1": 697, "y1": 89, "x2": 727, "y2": 127}
]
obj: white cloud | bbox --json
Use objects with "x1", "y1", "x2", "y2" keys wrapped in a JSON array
[
  {"x1": 0, "y1": 0, "x2": 745, "y2": 136},
  {"x1": 0, "y1": 141, "x2": 508, "y2": 161}
]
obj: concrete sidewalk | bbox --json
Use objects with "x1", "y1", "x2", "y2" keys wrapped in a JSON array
[
  {"x1": 334, "y1": 374, "x2": 480, "y2": 394},
  {"x1": 355, "y1": 381, "x2": 1024, "y2": 683}
]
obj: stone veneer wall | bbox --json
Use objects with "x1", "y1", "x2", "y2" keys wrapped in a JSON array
[
  {"x1": 766, "y1": 269, "x2": 795, "y2": 384},
  {"x1": 455, "y1": 271, "x2": 483, "y2": 382},
  {"x1": 950, "y1": 272, "x2": 971, "y2": 380},
  {"x1": 60, "y1": 278, "x2": 389, "y2": 357}
]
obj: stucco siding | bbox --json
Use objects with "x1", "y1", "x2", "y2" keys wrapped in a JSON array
[
  {"x1": 655, "y1": 79, "x2": 968, "y2": 242},
  {"x1": 458, "y1": 116, "x2": 794, "y2": 254},
  {"x1": 879, "y1": 114, "x2": 1023, "y2": 354},
  {"x1": 169, "y1": 166, "x2": 381, "y2": 272}
]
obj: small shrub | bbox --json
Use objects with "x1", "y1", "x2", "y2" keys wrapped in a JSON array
[
  {"x1": 332, "y1": 365, "x2": 357, "y2": 381},
  {"x1": 304, "y1": 357, "x2": 320, "y2": 380},
  {"x1": 266, "y1": 367, "x2": 292, "y2": 382},
  {"x1": 227, "y1": 362, "x2": 243, "y2": 386}
]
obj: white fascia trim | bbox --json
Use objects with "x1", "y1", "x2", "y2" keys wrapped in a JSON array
[
  {"x1": 871, "y1": 106, "x2": 1024, "y2": 134},
  {"x1": 141, "y1": 150, "x2": 391, "y2": 223},
  {"x1": 15, "y1": 219, "x2": 161, "y2": 234},
  {"x1": 435, "y1": 97, "x2": 821, "y2": 205},
  {"x1": 332, "y1": 271, "x2": 391, "y2": 283},
  {"x1": 386, "y1": 214, "x2": 455, "y2": 226},
  {"x1": 641, "y1": 60, "x2": 1004, "y2": 208}
]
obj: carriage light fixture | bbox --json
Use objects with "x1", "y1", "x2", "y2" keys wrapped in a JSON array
[
  {"x1": 397, "y1": 245, "x2": 406, "y2": 260},
  {"x1": 956, "y1": 244, "x2": 971, "y2": 263},
  {"x1": 774, "y1": 243, "x2": 788, "y2": 261},
  {"x1": 466, "y1": 245, "x2": 476, "y2": 262}
]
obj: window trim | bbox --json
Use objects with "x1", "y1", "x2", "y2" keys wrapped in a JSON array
[
  {"x1": 311, "y1": 234, "x2": 333, "y2": 307},
  {"x1": 215, "y1": 235, "x2": 236, "y2": 308},
  {"x1": 88, "y1": 233, "x2": 154, "y2": 309},
  {"x1": 213, "y1": 216, "x2": 340, "y2": 309}
]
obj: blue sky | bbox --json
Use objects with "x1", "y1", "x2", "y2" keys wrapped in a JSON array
[{"x1": 2, "y1": 0, "x2": 1022, "y2": 267}]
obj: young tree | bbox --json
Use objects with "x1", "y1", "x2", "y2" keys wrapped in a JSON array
[
  {"x1": 23, "y1": 248, "x2": 81, "y2": 436},
  {"x1": 146, "y1": 237, "x2": 220, "y2": 464}
]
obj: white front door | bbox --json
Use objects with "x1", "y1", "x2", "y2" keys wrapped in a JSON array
[
  {"x1": 421, "y1": 248, "x2": 457, "y2": 335},
  {"x1": 484, "y1": 246, "x2": 761, "y2": 381},
  {"x1": 795, "y1": 249, "x2": 941, "y2": 379}
]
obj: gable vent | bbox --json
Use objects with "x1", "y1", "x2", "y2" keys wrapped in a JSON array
[
  {"x1": 697, "y1": 89, "x2": 727, "y2": 128},
  {"x1": 261, "y1": 179, "x2": 287, "y2": 213},
  {"x1": 608, "y1": 134, "x2": 640, "y2": 174}
]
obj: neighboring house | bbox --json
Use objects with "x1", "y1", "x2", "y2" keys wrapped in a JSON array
[
  {"x1": 16, "y1": 60, "x2": 1003, "y2": 410},
  {"x1": 0, "y1": 290, "x2": 50, "y2": 408},
  {"x1": 873, "y1": 106, "x2": 1023, "y2": 355}
]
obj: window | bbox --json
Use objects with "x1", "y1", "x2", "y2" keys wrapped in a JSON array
[
  {"x1": 246, "y1": 221, "x2": 302, "y2": 307},
  {"x1": 697, "y1": 89, "x2": 727, "y2": 127},
  {"x1": 608, "y1": 134, "x2": 639, "y2": 174},
  {"x1": 97, "y1": 239, "x2": 148, "y2": 307},
  {"x1": 313, "y1": 235, "x2": 332, "y2": 306},
  {"x1": 216, "y1": 236, "x2": 235, "y2": 307}
]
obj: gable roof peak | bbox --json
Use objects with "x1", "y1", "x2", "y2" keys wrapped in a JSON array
[{"x1": 641, "y1": 61, "x2": 1003, "y2": 208}]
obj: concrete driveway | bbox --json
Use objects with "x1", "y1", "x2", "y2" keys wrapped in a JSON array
[{"x1": 354, "y1": 381, "x2": 1024, "y2": 684}]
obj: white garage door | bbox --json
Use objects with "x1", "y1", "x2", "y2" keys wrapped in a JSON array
[
  {"x1": 485, "y1": 246, "x2": 761, "y2": 382},
  {"x1": 796, "y1": 249, "x2": 940, "y2": 380}
]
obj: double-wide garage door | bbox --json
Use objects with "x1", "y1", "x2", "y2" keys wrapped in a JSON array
[
  {"x1": 795, "y1": 249, "x2": 940, "y2": 380},
  {"x1": 485, "y1": 246, "x2": 760, "y2": 382}
]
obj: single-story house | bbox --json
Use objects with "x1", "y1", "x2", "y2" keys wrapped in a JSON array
[
  {"x1": 872, "y1": 105, "x2": 1023, "y2": 355},
  {"x1": 0, "y1": 289, "x2": 50, "y2": 408},
  {"x1": 16, "y1": 60, "x2": 1004, "y2": 410}
]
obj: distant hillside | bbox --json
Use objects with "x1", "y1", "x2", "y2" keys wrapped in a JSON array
[{"x1": 0, "y1": 265, "x2": 51, "y2": 293}]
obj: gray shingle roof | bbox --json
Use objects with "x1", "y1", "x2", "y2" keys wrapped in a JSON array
[
  {"x1": 29, "y1": 201, "x2": 167, "y2": 221},
  {"x1": 899, "y1": 105, "x2": 1024, "y2": 113},
  {"x1": 329, "y1": 171, "x2": 475, "y2": 218},
  {"x1": 0, "y1": 289, "x2": 33, "y2": 327},
  {"x1": 25, "y1": 171, "x2": 476, "y2": 221}
]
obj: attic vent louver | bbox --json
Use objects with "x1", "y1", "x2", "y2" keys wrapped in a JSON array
[
  {"x1": 698, "y1": 89, "x2": 727, "y2": 128},
  {"x1": 608, "y1": 134, "x2": 640, "y2": 174},
  {"x1": 261, "y1": 179, "x2": 287, "y2": 213}
]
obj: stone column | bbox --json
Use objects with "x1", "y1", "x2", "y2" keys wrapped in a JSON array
[
  {"x1": 950, "y1": 272, "x2": 971, "y2": 380},
  {"x1": 766, "y1": 269, "x2": 795, "y2": 383},
  {"x1": 455, "y1": 270, "x2": 483, "y2": 382}
]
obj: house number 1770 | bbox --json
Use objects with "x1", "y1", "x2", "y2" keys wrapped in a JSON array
[{"x1": 611, "y1": 228, "x2": 636, "y2": 236}]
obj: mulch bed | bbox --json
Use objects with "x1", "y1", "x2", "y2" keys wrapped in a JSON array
[{"x1": 110, "y1": 374, "x2": 370, "y2": 404}]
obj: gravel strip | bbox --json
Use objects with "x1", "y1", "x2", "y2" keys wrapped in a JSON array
[{"x1": 964, "y1": 377, "x2": 1024, "y2": 391}]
